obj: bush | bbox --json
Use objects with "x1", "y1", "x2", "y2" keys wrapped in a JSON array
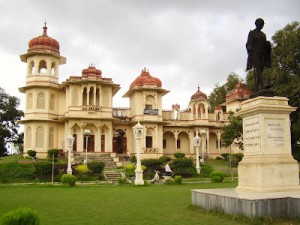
[
  {"x1": 165, "y1": 178, "x2": 174, "y2": 185},
  {"x1": 159, "y1": 156, "x2": 171, "y2": 163},
  {"x1": 1, "y1": 207, "x2": 40, "y2": 225},
  {"x1": 87, "y1": 162, "x2": 105, "y2": 174},
  {"x1": 174, "y1": 153, "x2": 185, "y2": 159},
  {"x1": 33, "y1": 162, "x2": 66, "y2": 182},
  {"x1": 0, "y1": 162, "x2": 35, "y2": 183},
  {"x1": 172, "y1": 158, "x2": 197, "y2": 177},
  {"x1": 61, "y1": 174, "x2": 77, "y2": 186},
  {"x1": 232, "y1": 153, "x2": 244, "y2": 162},
  {"x1": 221, "y1": 153, "x2": 229, "y2": 160},
  {"x1": 75, "y1": 165, "x2": 90, "y2": 174},
  {"x1": 173, "y1": 175, "x2": 182, "y2": 184},
  {"x1": 130, "y1": 155, "x2": 137, "y2": 164},
  {"x1": 200, "y1": 164, "x2": 214, "y2": 178},
  {"x1": 142, "y1": 159, "x2": 163, "y2": 179},
  {"x1": 124, "y1": 164, "x2": 146, "y2": 178},
  {"x1": 27, "y1": 150, "x2": 37, "y2": 158},
  {"x1": 210, "y1": 170, "x2": 225, "y2": 183},
  {"x1": 47, "y1": 148, "x2": 60, "y2": 158},
  {"x1": 118, "y1": 177, "x2": 126, "y2": 185}
]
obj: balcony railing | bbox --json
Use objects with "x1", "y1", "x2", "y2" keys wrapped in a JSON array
[
  {"x1": 144, "y1": 109, "x2": 158, "y2": 115},
  {"x1": 82, "y1": 105, "x2": 101, "y2": 111}
]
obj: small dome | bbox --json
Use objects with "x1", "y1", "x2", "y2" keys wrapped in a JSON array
[
  {"x1": 130, "y1": 68, "x2": 162, "y2": 89},
  {"x1": 82, "y1": 64, "x2": 102, "y2": 79},
  {"x1": 191, "y1": 85, "x2": 207, "y2": 100},
  {"x1": 28, "y1": 23, "x2": 60, "y2": 54},
  {"x1": 226, "y1": 83, "x2": 252, "y2": 102}
]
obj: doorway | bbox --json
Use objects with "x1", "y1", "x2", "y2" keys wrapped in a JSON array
[{"x1": 113, "y1": 130, "x2": 127, "y2": 154}]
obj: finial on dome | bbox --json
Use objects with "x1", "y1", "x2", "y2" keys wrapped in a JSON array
[
  {"x1": 197, "y1": 84, "x2": 200, "y2": 91},
  {"x1": 43, "y1": 21, "x2": 48, "y2": 36}
]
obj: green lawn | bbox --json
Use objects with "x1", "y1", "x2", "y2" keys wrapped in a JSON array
[{"x1": 1, "y1": 183, "x2": 299, "y2": 225}]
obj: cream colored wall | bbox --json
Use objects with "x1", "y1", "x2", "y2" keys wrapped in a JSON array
[{"x1": 226, "y1": 100, "x2": 242, "y2": 113}]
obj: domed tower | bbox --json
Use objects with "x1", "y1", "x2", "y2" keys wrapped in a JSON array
[
  {"x1": 19, "y1": 23, "x2": 66, "y2": 158},
  {"x1": 189, "y1": 85, "x2": 209, "y2": 119},
  {"x1": 20, "y1": 23, "x2": 66, "y2": 87}
]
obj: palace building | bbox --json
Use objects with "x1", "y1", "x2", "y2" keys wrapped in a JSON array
[{"x1": 19, "y1": 24, "x2": 250, "y2": 163}]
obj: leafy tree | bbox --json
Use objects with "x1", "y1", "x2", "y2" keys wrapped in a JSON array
[
  {"x1": 221, "y1": 112, "x2": 243, "y2": 150},
  {"x1": 0, "y1": 87, "x2": 24, "y2": 156},
  {"x1": 209, "y1": 72, "x2": 243, "y2": 111}
]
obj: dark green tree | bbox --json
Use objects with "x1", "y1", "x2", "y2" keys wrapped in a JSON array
[
  {"x1": 221, "y1": 112, "x2": 243, "y2": 150},
  {"x1": 209, "y1": 72, "x2": 243, "y2": 111},
  {"x1": 0, "y1": 87, "x2": 24, "y2": 156}
]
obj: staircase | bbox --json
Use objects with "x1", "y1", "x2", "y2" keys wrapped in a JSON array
[
  {"x1": 74, "y1": 153, "x2": 117, "y2": 169},
  {"x1": 104, "y1": 171, "x2": 121, "y2": 183}
]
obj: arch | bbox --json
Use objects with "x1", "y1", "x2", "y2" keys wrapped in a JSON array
[
  {"x1": 27, "y1": 93, "x2": 33, "y2": 109},
  {"x1": 82, "y1": 87, "x2": 87, "y2": 105},
  {"x1": 145, "y1": 128, "x2": 155, "y2": 148},
  {"x1": 145, "y1": 95, "x2": 155, "y2": 109},
  {"x1": 25, "y1": 126, "x2": 32, "y2": 148},
  {"x1": 177, "y1": 131, "x2": 190, "y2": 154},
  {"x1": 51, "y1": 62, "x2": 57, "y2": 76},
  {"x1": 36, "y1": 126, "x2": 44, "y2": 148},
  {"x1": 49, "y1": 127, "x2": 55, "y2": 148},
  {"x1": 113, "y1": 129, "x2": 127, "y2": 154},
  {"x1": 38, "y1": 60, "x2": 47, "y2": 74},
  {"x1": 209, "y1": 132, "x2": 218, "y2": 154},
  {"x1": 163, "y1": 131, "x2": 175, "y2": 154},
  {"x1": 89, "y1": 87, "x2": 94, "y2": 105},
  {"x1": 96, "y1": 88, "x2": 100, "y2": 106},
  {"x1": 37, "y1": 92, "x2": 45, "y2": 109},
  {"x1": 49, "y1": 94, "x2": 55, "y2": 110},
  {"x1": 28, "y1": 61, "x2": 34, "y2": 75}
]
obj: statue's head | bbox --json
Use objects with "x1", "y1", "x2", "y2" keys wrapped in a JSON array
[{"x1": 255, "y1": 18, "x2": 264, "y2": 30}]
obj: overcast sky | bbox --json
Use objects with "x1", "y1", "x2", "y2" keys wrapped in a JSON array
[{"x1": 0, "y1": 0, "x2": 299, "y2": 110}]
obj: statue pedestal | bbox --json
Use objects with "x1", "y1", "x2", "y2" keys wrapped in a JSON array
[{"x1": 236, "y1": 96, "x2": 300, "y2": 192}]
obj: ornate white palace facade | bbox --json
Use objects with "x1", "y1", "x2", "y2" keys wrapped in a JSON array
[{"x1": 19, "y1": 24, "x2": 250, "y2": 161}]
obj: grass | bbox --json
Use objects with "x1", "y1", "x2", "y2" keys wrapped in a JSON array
[{"x1": 0, "y1": 183, "x2": 299, "y2": 225}]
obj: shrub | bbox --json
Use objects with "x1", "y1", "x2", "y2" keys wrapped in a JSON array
[
  {"x1": 232, "y1": 153, "x2": 244, "y2": 162},
  {"x1": 27, "y1": 150, "x2": 37, "y2": 158},
  {"x1": 215, "y1": 156, "x2": 223, "y2": 160},
  {"x1": 165, "y1": 178, "x2": 174, "y2": 185},
  {"x1": 130, "y1": 155, "x2": 137, "y2": 164},
  {"x1": 124, "y1": 164, "x2": 146, "y2": 178},
  {"x1": 118, "y1": 177, "x2": 126, "y2": 185},
  {"x1": 75, "y1": 165, "x2": 90, "y2": 174},
  {"x1": 173, "y1": 175, "x2": 182, "y2": 184},
  {"x1": 61, "y1": 174, "x2": 77, "y2": 186},
  {"x1": 200, "y1": 164, "x2": 214, "y2": 178},
  {"x1": 174, "y1": 153, "x2": 185, "y2": 159},
  {"x1": 47, "y1": 148, "x2": 60, "y2": 158},
  {"x1": 210, "y1": 170, "x2": 225, "y2": 183},
  {"x1": 33, "y1": 162, "x2": 66, "y2": 182},
  {"x1": 0, "y1": 162, "x2": 35, "y2": 183},
  {"x1": 1, "y1": 207, "x2": 40, "y2": 225},
  {"x1": 159, "y1": 156, "x2": 171, "y2": 163},
  {"x1": 221, "y1": 153, "x2": 229, "y2": 160},
  {"x1": 172, "y1": 158, "x2": 197, "y2": 177},
  {"x1": 87, "y1": 162, "x2": 105, "y2": 174}
]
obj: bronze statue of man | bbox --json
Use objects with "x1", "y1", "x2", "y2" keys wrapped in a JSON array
[{"x1": 246, "y1": 18, "x2": 271, "y2": 94}]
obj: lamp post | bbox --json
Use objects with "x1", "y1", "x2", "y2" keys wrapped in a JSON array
[
  {"x1": 193, "y1": 134, "x2": 201, "y2": 174},
  {"x1": 133, "y1": 121, "x2": 144, "y2": 185},
  {"x1": 83, "y1": 129, "x2": 92, "y2": 165},
  {"x1": 66, "y1": 136, "x2": 74, "y2": 174}
]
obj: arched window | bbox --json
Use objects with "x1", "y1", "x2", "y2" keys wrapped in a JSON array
[
  {"x1": 82, "y1": 87, "x2": 87, "y2": 105},
  {"x1": 28, "y1": 61, "x2": 34, "y2": 75},
  {"x1": 27, "y1": 93, "x2": 33, "y2": 109},
  {"x1": 37, "y1": 92, "x2": 45, "y2": 109},
  {"x1": 51, "y1": 62, "x2": 56, "y2": 76},
  {"x1": 145, "y1": 95, "x2": 155, "y2": 109},
  {"x1": 49, "y1": 94, "x2": 55, "y2": 110},
  {"x1": 96, "y1": 88, "x2": 100, "y2": 106},
  {"x1": 36, "y1": 126, "x2": 44, "y2": 148},
  {"x1": 146, "y1": 129, "x2": 153, "y2": 148},
  {"x1": 38, "y1": 60, "x2": 47, "y2": 74},
  {"x1": 25, "y1": 126, "x2": 32, "y2": 148},
  {"x1": 49, "y1": 127, "x2": 54, "y2": 148},
  {"x1": 89, "y1": 87, "x2": 94, "y2": 105}
]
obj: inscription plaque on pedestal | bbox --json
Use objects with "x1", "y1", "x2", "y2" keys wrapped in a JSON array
[
  {"x1": 243, "y1": 116, "x2": 260, "y2": 152},
  {"x1": 265, "y1": 119, "x2": 284, "y2": 149}
]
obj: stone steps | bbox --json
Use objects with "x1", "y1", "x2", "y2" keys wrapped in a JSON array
[
  {"x1": 74, "y1": 153, "x2": 117, "y2": 169},
  {"x1": 104, "y1": 171, "x2": 121, "y2": 183}
]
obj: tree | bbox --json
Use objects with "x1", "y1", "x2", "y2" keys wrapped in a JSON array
[
  {"x1": 221, "y1": 112, "x2": 243, "y2": 149},
  {"x1": 246, "y1": 21, "x2": 300, "y2": 160},
  {"x1": 0, "y1": 87, "x2": 24, "y2": 156},
  {"x1": 209, "y1": 72, "x2": 243, "y2": 111}
]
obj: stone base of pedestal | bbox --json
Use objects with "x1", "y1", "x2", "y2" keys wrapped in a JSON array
[
  {"x1": 135, "y1": 170, "x2": 144, "y2": 185},
  {"x1": 191, "y1": 188, "x2": 300, "y2": 218},
  {"x1": 237, "y1": 155, "x2": 300, "y2": 192}
]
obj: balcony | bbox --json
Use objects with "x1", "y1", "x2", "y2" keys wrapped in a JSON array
[{"x1": 144, "y1": 109, "x2": 158, "y2": 115}]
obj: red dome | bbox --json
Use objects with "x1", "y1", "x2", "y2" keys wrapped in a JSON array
[
  {"x1": 82, "y1": 64, "x2": 102, "y2": 79},
  {"x1": 191, "y1": 85, "x2": 207, "y2": 100},
  {"x1": 130, "y1": 68, "x2": 162, "y2": 89},
  {"x1": 28, "y1": 23, "x2": 60, "y2": 54}
]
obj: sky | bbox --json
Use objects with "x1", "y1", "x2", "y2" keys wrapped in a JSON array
[{"x1": 0, "y1": 0, "x2": 299, "y2": 111}]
